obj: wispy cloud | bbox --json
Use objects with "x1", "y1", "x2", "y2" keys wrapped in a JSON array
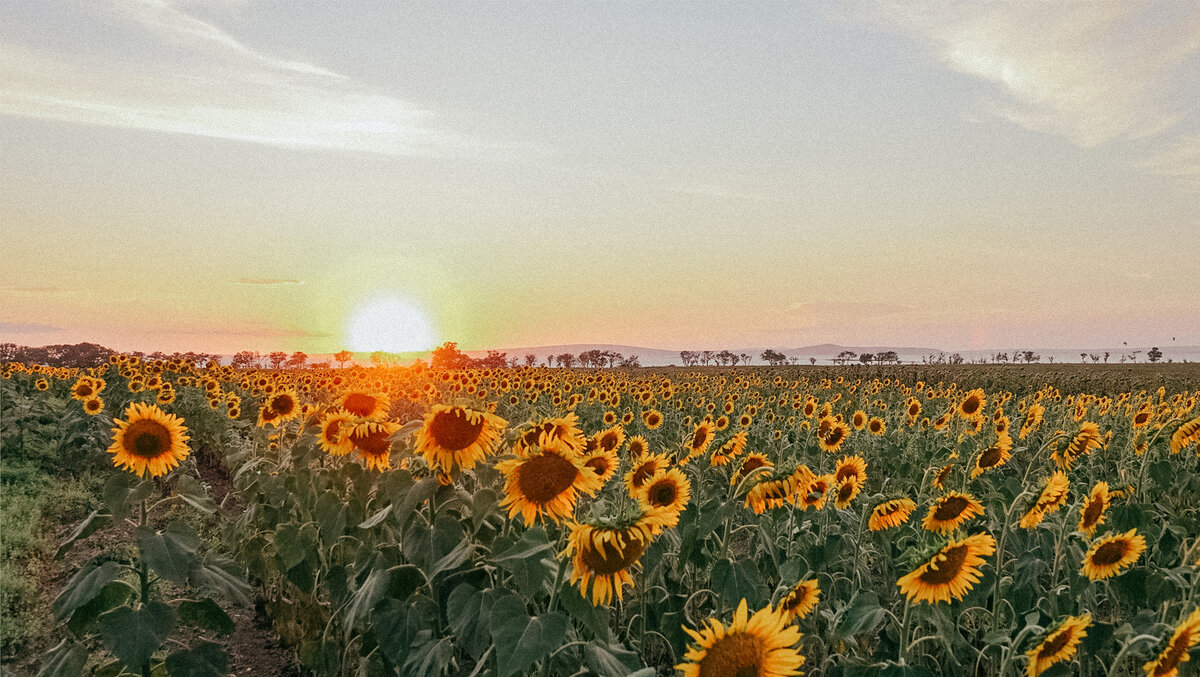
[
  {"x1": 0, "y1": 0, "x2": 509, "y2": 157},
  {"x1": 232, "y1": 278, "x2": 304, "y2": 286},
  {"x1": 846, "y1": 1, "x2": 1200, "y2": 185},
  {"x1": 0, "y1": 321, "x2": 62, "y2": 334}
]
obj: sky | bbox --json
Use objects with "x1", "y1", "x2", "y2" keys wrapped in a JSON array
[{"x1": 2, "y1": 0, "x2": 1198, "y2": 355}]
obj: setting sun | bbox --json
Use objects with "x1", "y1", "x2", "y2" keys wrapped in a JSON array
[{"x1": 345, "y1": 296, "x2": 436, "y2": 353}]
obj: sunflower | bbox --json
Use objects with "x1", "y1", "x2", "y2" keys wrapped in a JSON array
[
  {"x1": 414, "y1": 404, "x2": 507, "y2": 474},
  {"x1": 497, "y1": 445, "x2": 603, "y2": 524},
  {"x1": 1144, "y1": 607, "x2": 1200, "y2": 677},
  {"x1": 340, "y1": 390, "x2": 390, "y2": 418},
  {"x1": 869, "y1": 498, "x2": 917, "y2": 531},
  {"x1": 348, "y1": 420, "x2": 400, "y2": 471},
  {"x1": 732, "y1": 453, "x2": 774, "y2": 486},
  {"x1": 922, "y1": 492, "x2": 985, "y2": 534},
  {"x1": 514, "y1": 413, "x2": 587, "y2": 457},
  {"x1": 776, "y1": 579, "x2": 821, "y2": 622},
  {"x1": 582, "y1": 447, "x2": 619, "y2": 487},
  {"x1": 35, "y1": 378, "x2": 49, "y2": 391},
  {"x1": 687, "y1": 420, "x2": 716, "y2": 456},
  {"x1": 907, "y1": 398, "x2": 922, "y2": 421},
  {"x1": 676, "y1": 599, "x2": 805, "y2": 677},
  {"x1": 1077, "y1": 481, "x2": 1111, "y2": 536},
  {"x1": 711, "y1": 431, "x2": 749, "y2": 466},
  {"x1": 834, "y1": 455, "x2": 867, "y2": 486},
  {"x1": 564, "y1": 507, "x2": 667, "y2": 605},
  {"x1": 635, "y1": 468, "x2": 691, "y2": 525},
  {"x1": 626, "y1": 435, "x2": 650, "y2": 461},
  {"x1": 745, "y1": 468, "x2": 803, "y2": 514},
  {"x1": 1170, "y1": 415, "x2": 1200, "y2": 454},
  {"x1": 265, "y1": 389, "x2": 300, "y2": 422},
  {"x1": 868, "y1": 417, "x2": 886, "y2": 436},
  {"x1": 897, "y1": 533, "x2": 996, "y2": 604},
  {"x1": 932, "y1": 464, "x2": 954, "y2": 490},
  {"x1": 1019, "y1": 403, "x2": 1045, "y2": 440},
  {"x1": 107, "y1": 402, "x2": 190, "y2": 477},
  {"x1": 257, "y1": 405, "x2": 281, "y2": 428},
  {"x1": 1131, "y1": 407, "x2": 1153, "y2": 430},
  {"x1": 1020, "y1": 472, "x2": 1071, "y2": 529},
  {"x1": 833, "y1": 476, "x2": 862, "y2": 510},
  {"x1": 1081, "y1": 529, "x2": 1146, "y2": 580},
  {"x1": 1026, "y1": 614, "x2": 1091, "y2": 677},
  {"x1": 852, "y1": 410, "x2": 868, "y2": 430},
  {"x1": 594, "y1": 425, "x2": 626, "y2": 454},
  {"x1": 1053, "y1": 422, "x2": 1102, "y2": 469},
  {"x1": 818, "y1": 420, "x2": 851, "y2": 454},
  {"x1": 797, "y1": 474, "x2": 833, "y2": 511},
  {"x1": 971, "y1": 431, "x2": 1014, "y2": 478},
  {"x1": 643, "y1": 409, "x2": 664, "y2": 429},
  {"x1": 82, "y1": 396, "x2": 104, "y2": 416},
  {"x1": 959, "y1": 389, "x2": 986, "y2": 419},
  {"x1": 70, "y1": 378, "x2": 96, "y2": 400},
  {"x1": 317, "y1": 411, "x2": 356, "y2": 456}
]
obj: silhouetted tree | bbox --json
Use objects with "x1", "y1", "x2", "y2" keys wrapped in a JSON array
[
  {"x1": 334, "y1": 350, "x2": 353, "y2": 368},
  {"x1": 231, "y1": 351, "x2": 259, "y2": 369},
  {"x1": 431, "y1": 342, "x2": 473, "y2": 369},
  {"x1": 285, "y1": 351, "x2": 308, "y2": 369},
  {"x1": 760, "y1": 349, "x2": 786, "y2": 366},
  {"x1": 1148, "y1": 347, "x2": 1163, "y2": 363}
]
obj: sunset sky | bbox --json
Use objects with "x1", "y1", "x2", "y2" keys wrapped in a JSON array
[{"x1": 3, "y1": 1, "x2": 1198, "y2": 355}]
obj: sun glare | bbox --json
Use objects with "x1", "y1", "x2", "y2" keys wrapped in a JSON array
[{"x1": 346, "y1": 296, "x2": 437, "y2": 353}]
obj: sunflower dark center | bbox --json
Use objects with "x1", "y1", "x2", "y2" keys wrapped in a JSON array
[
  {"x1": 825, "y1": 427, "x2": 845, "y2": 446},
  {"x1": 698, "y1": 633, "x2": 765, "y2": 677},
  {"x1": 631, "y1": 461, "x2": 658, "y2": 488},
  {"x1": 342, "y1": 393, "x2": 378, "y2": 417},
  {"x1": 1091, "y1": 540, "x2": 1129, "y2": 566},
  {"x1": 837, "y1": 482, "x2": 856, "y2": 502},
  {"x1": 323, "y1": 420, "x2": 345, "y2": 443},
  {"x1": 349, "y1": 428, "x2": 391, "y2": 456},
  {"x1": 1036, "y1": 627, "x2": 1074, "y2": 660},
  {"x1": 599, "y1": 432, "x2": 620, "y2": 452},
  {"x1": 124, "y1": 419, "x2": 172, "y2": 459},
  {"x1": 835, "y1": 465, "x2": 859, "y2": 483},
  {"x1": 579, "y1": 535, "x2": 646, "y2": 575},
  {"x1": 933, "y1": 496, "x2": 970, "y2": 521},
  {"x1": 85, "y1": 399, "x2": 102, "y2": 411},
  {"x1": 781, "y1": 587, "x2": 811, "y2": 613},
  {"x1": 740, "y1": 458, "x2": 767, "y2": 477},
  {"x1": 962, "y1": 397, "x2": 981, "y2": 415},
  {"x1": 584, "y1": 456, "x2": 611, "y2": 476},
  {"x1": 429, "y1": 409, "x2": 485, "y2": 451},
  {"x1": 270, "y1": 394, "x2": 295, "y2": 416},
  {"x1": 870, "y1": 421, "x2": 882, "y2": 432},
  {"x1": 516, "y1": 453, "x2": 579, "y2": 503},
  {"x1": 691, "y1": 428, "x2": 708, "y2": 449},
  {"x1": 918, "y1": 544, "x2": 970, "y2": 585},
  {"x1": 1081, "y1": 498, "x2": 1104, "y2": 528},
  {"x1": 75, "y1": 384, "x2": 94, "y2": 397},
  {"x1": 978, "y1": 446, "x2": 1002, "y2": 468},
  {"x1": 648, "y1": 480, "x2": 677, "y2": 507},
  {"x1": 1150, "y1": 634, "x2": 1190, "y2": 676}
]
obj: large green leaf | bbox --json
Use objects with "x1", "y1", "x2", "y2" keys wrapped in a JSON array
[
  {"x1": 66, "y1": 580, "x2": 135, "y2": 636},
  {"x1": 164, "y1": 641, "x2": 227, "y2": 677},
  {"x1": 491, "y1": 526, "x2": 554, "y2": 564},
  {"x1": 490, "y1": 596, "x2": 568, "y2": 677},
  {"x1": 557, "y1": 583, "x2": 610, "y2": 640},
  {"x1": 137, "y1": 522, "x2": 199, "y2": 585},
  {"x1": 273, "y1": 522, "x2": 318, "y2": 570},
  {"x1": 834, "y1": 590, "x2": 888, "y2": 640},
  {"x1": 447, "y1": 584, "x2": 508, "y2": 660},
  {"x1": 98, "y1": 601, "x2": 176, "y2": 671},
  {"x1": 315, "y1": 490, "x2": 348, "y2": 548},
  {"x1": 53, "y1": 560, "x2": 125, "y2": 622},
  {"x1": 583, "y1": 642, "x2": 643, "y2": 677},
  {"x1": 175, "y1": 475, "x2": 217, "y2": 514},
  {"x1": 189, "y1": 555, "x2": 251, "y2": 606},
  {"x1": 711, "y1": 557, "x2": 765, "y2": 610},
  {"x1": 36, "y1": 639, "x2": 88, "y2": 677},
  {"x1": 56, "y1": 510, "x2": 111, "y2": 559},
  {"x1": 177, "y1": 598, "x2": 236, "y2": 636}
]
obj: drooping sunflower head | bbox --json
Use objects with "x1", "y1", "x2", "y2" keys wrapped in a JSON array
[
  {"x1": 564, "y1": 507, "x2": 667, "y2": 605},
  {"x1": 496, "y1": 446, "x2": 603, "y2": 525},
  {"x1": 1026, "y1": 614, "x2": 1091, "y2": 677},
  {"x1": 687, "y1": 420, "x2": 715, "y2": 453},
  {"x1": 348, "y1": 420, "x2": 400, "y2": 472},
  {"x1": 1020, "y1": 471, "x2": 1071, "y2": 529},
  {"x1": 710, "y1": 431, "x2": 750, "y2": 467},
  {"x1": 317, "y1": 410, "x2": 356, "y2": 456},
  {"x1": 833, "y1": 476, "x2": 862, "y2": 510},
  {"x1": 744, "y1": 469, "x2": 798, "y2": 515},
  {"x1": 922, "y1": 491, "x2": 985, "y2": 534},
  {"x1": 1054, "y1": 422, "x2": 1102, "y2": 469},
  {"x1": 1169, "y1": 415, "x2": 1200, "y2": 454},
  {"x1": 971, "y1": 431, "x2": 1014, "y2": 478},
  {"x1": 676, "y1": 599, "x2": 805, "y2": 677},
  {"x1": 931, "y1": 464, "x2": 955, "y2": 490},
  {"x1": 1077, "y1": 481, "x2": 1111, "y2": 536},
  {"x1": 1081, "y1": 528, "x2": 1146, "y2": 580},
  {"x1": 896, "y1": 532, "x2": 996, "y2": 604},
  {"x1": 107, "y1": 402, "x2": 190, "y2": 477},
  {"x1": 415, "y1": 404, "x2": 507, "y2": 474},
  {"x1": 1144, "y1": 607, "x2": 1200, "y2": 677},
  {"x1": 732, "y1": 453, "x2": 774, "y2": 486},
  {"x1": 797, "y1": 474, "x2": 834, "y2": 511},
  {"x1": 339, "y1": 390, "x2": 390, "y2": 418},
  {"x1": 776, "y1": 579, "x2": 821, "y2": 623},
  {"x1": 514, "y1": 412, "x2": 587, "y2": 457},
  {"x1": 869, "y1": 498, "x2": 917, "y2": 531}
]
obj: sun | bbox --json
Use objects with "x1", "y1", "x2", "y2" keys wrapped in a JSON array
[{"x1": 346, "y1": 296, "x2": 437, "y2": 353}]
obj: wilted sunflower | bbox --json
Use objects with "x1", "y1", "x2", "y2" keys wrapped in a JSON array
[
  {"x1": 1026, "y1": 614, "x2": 1091, "y2": 677},
  {"x1": 1053, "y1": 422, "x2": 1102, "y2": 469},
  {"x1": 635, "y1": 467, "x2": 691, "y2": 525},
  {"x1": 922, "y1": 491, "x2": 985, "y2": 534},
  {"x1": 348, "y1": 420, "x2": 400, "y2": 472},
  {"x1": 776, "y1": 579, "x2": 821, "y2": 622},
  {"x1": 932, "y1": 464, "x2": 954, "y2": 490},
  {"x1": 833, "y1": 476, "x2": 862, "y2": 510},
  {"x1": 82, "y1": 397, "x2": 104, "y2": 416},
  {"x1": 514, "y1": 413, "x2": 587, "y2": 457},
  {"x1": 711, "y1": 431, "x2": 749, "y2": 466},
  {"x1": 107, "y1": 402, "x2": 190, "y2": 477},
  {"x1": 1077, "y1": 481, "x2": 1111, "y2": 536},
  {"x1": 1020, "y1": 471, "x2": 1071, "y2": 529},
  {"x1": 676, "y1": 598, "x2": 805, "y2": 677},
  {"x1": 896, "y1": 533, "x2": 996, "y2": 604},
  {"x1": 339, "y1": 390, "x2": 390, "y2": 418},
  {"x1": 1144, "y1": 607, "x2": 1200, "y2": 677},
  {"x1": 414, "y1": 404, "x2": 507, "y2": 474},
  {"x1": 317, "y1": 411, "x2": 356, "y2": 456},
  {"x1": 1081, "y1": 529, "x2": 1146, "y2": 580},
  {"x1": 959, "y1": 389, "x2": 986, "y2": 419},
  {"x1": 581, "y1": 447, "x2": 619, "y2": 487},
  {"x1": 1019, "y1": 403, "x2": 1045, "y2": 440},
  {"x1": 497, "y1": 445, "x2": 603, "y2": 524},
  {"x1": 745, "y1": 469, "x2": 799, "y2": 515},
  {"x1": 732, "y1": 453, "x2": 774, "y2": 486},
  {"x1": 868, "y1": 417, "x2": 886, "y2": 436},
  {"x1": 564, "y1": 507, "x2": 667, "y2": 605},
  {"x1": 869, "y1": 498, "x2": 917, "y2": 531},
  {"x1": 971, "y1": 431, "x2": 1014, "y2": 478},
  {"x1": 797, "y1": 474, "x2": 833, "y2": 511}
]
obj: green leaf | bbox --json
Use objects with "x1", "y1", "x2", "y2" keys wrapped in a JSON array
[
  {"x1": 490, "y1": 597, "x2": 568, "y2": 677},
  {"x1": 177, "y1": 598, "x2": 235, "y2": 636},
  {"x1": 834, "y1": 590, "x2": 887, "y2": 639},
  {"x1": 273, "y1": 522, "x2": 317, "y2": 570},
  {"x1": 164, "y1": 641, "x2": 227, "y2": 677},
  {"x1": 370, "y1": 596, "x2": 438, "y2": 668},
  {"x1": 491, "y1": 526, "x2": 554, "y2": 564},
  {"x1": 36, "y1": 639, "x2": 88, "y2": 677},
  {"x1": 189, "y1": 555, "x2": 251, "y2": 606},
  {"x1": 98, "y1": 602, "x2": 176, "y2": 671},
  {"x1": 429, "y1": 538, "x2": 474, "y2": 579},
  {"x1": 396, "y1": 476, "x2": 440, "y2": 530},
  {"x1": 298, "y1": 639, "x2": 340, "y2": 675},
  {"x1": 711, "y1": 557, "x2": 765, "y2": 610},
  {"x1": 471, "y1": 488, "x2": 500, "y2": 532},
  {"x1": 584, "y1": 642, "x2": 643, "y2": 677},
  {"x1": 557, "y1": 583, "x2": 610, "y2": 640},
  {"x1": 343, "y1": 566, "x2": 389, "y2": 643},
  {"x1": 53, "y1": 560, "x2": 125, "y2": 622},
  {"x1": 66, "y1": 580, "x2": 135, "y2": 636},
  {"x1": 175, "y1": 475, "x2": 217, "y2": 514},
  {"x1": 56, "y1": 510, "x2": 111, "y2": 559},
  {"x1": 315, "y1": 490, "x2": 348, "y2": 548},
  {"x1": 447, "y1": 584, "x2": 496, "y2": 660},
  {"x1": 358, "y1": 503, "x2": 392, "y2": 529},
  {"x1": 137, "y1": 522, "x2": 199, "y2": 585}
]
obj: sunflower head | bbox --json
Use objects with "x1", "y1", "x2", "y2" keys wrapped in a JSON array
[
  {"x1": 897, "y1": 533, "x2": 996, "y2": 604},
  {"x1": 348, "y1": 420, "x2": 400, "y2": 472},
  {"x1": 676, "y1": 599, "x2": 805, "y2": 677},
  {"x1": 497, "y1": 445, "x2": 602, "y2": 525},
  {"x1": 1081, "y1": 528, "x2": 1146, "y2": 580},
  {"x1": 776, "y1": 579, "x2": 821, "y2": 622},
  {"x1": 415, "y1": 404, "x2": 507, "y2": 474},
  {"x1": 340, "y1": 390, "x2": 390, "y2": 418},
  {"x1": 83, "y1": 397, "x2": 105, "y2": 416},
  {"x1": 317, "y1": 411, "x2": 356, "y2": 456},
  {"x1": 635, "y1": 467, "x2": 691, "y2": 524},
  {"x1": 1026, "y1": 614, "x2": 1091, "y2": 677},
  {"x1": 1144, "y1": 607, "x2": 1200, "y2": 677},
  {"x1": 564, "y1": 507, "x2": 667, "y2": 605},
  {"x1": 107, "y1": 402, "x2": 190, "y2": 477},
  {"x1": 869, "y1": 498, "x2": 917, "y2": 531},
  {"x1": 922, "y1": 491, "x2": 985, "y2": 534}
]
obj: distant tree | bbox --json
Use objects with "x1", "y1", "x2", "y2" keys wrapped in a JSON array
[
  {"x1": 267, "y1": 351, "x2": 288, "y2": 369},
  {"x1": 231, "y1": 351, "x2": 258, "y2": 369},
  {"x1": 619, "y1": 354, "x2": 641, "y2": 368},
  {"x1": 877, "y1": 351, "x2": 899, "y2": 365},
  {"x1": 285, "y1": 351, "x2": 308, "y2": 369},
  {"x1": 1148, "y1": 346, "x2": 1163, "y2": 363},
  {"x1": 948, "y1": 353, "x2": 965, "y2": 365},
  {"x1": 524, "y1": 354, "x2": 537, "y2": 368},
  {"x1": 760, "y1": 349, "x2": 786, "y2": 366},
  {"x1": 835, "y1": 350, "x2": 857, "y2": 366},
  {"x1": 680, "y1": 351, "x2": 696, "y2": 367},
  {"x1": 715, "y1": 350, "x2": 735, "y2": 366},
  {"x1": 431, "y1": 342, "x2": 473, "y2": 369},
  {"x1": 1020, "y1": 350, "x2": 1039, "y2": 364},
  {"x1": 809, "y1": 357, "x2": 816, "y2": 365},
  {"x1": 858, "y1": 353, "x2": 874, "y2": 364},
  {"x1": 1090, "y1": 354, "x2": 1100, "y2": 364},
  {"x1": 311, "y1": 361, "x2": 331, "y2": 369},
  {"x1": 369, "y1": 351, "x2": 385, "y2": 366},
  {"x1": 1103, "y1": 352, "x2": 1110, "y2": 363},
  {"x1": 1081, "y1": 353, "x2": 1088, "y2": 363},
  {"x1": 555, "y1": 353, "x2": 575, "y2": 369},
  {"x1": 478, "y1": 350, "x2": 508, "y2": 369},
  {"x1": 700, "y1": 350, "x2": 715, "y2": 366},
  {"x1": 334, "y1": 350, "x2": 353, "y2": 368},
  {"x1": 0, "y1": 343, "x2": 17, "y2": 361},
  {"x1": 739, "y1": 353, "x2": 751, "y2": 366}
]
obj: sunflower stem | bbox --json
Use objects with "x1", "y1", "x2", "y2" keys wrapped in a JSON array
[
  {"x1": 897, "y1": 600, "x2": 912, "y2": 665},
  {"x1": 138, "y1": 497, "x2": 152, "y2": 677},
  {"x1": 546, "y1": 553, "x2": 567, "y2": 614},
  {"x1": 1135, "y1": 417, "x2": 1180, "y2": 499}
]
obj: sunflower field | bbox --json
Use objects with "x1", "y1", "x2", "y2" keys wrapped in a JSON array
[{"x1": 4, "y1": 356, "x2": 1200, "y2": 677}]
